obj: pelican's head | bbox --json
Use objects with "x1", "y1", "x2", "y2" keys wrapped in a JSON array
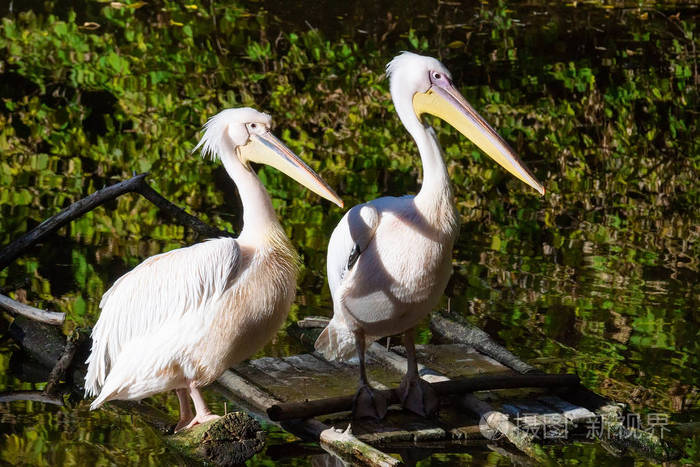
[
  {"x1": 194, "y1": 107, "x2": 343, "y2": 207},
  {"x1": 387, "y1": 52, "x2": 545, "y2": 195}
]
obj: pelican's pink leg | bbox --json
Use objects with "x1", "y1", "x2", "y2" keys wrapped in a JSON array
[
  {"x1": 173, "y1": 388, "x2": 194, "y2": 432},
  {"x1": 182, "y1": 383, "x2": 220, "y2": 430}
]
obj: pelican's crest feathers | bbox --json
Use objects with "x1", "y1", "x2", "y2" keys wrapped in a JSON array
[
  {"x1": 385, "y1": 52, "x2": 451, "y2": 83},
  {"x1": 193, "y1": 107, "x2": 272, "y2": 160}
]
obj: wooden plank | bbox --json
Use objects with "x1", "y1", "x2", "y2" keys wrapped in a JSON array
[
  {"x1": 283, "y1": 354, "x2": 336, "y2": 373},
  {"x1": 297, "y1": 316, "x2": 332, "y2": 328},
  {"x1": 312, "y1": 350, "x2": 396, "y2": 390},
  {"x1": 242, "y1": 353, "x2": 395, "y2": 404},
  {"x1": 511, "y1": 400, "x2": 569, "y2": 440},
  {"x1": 365, "y1": 348, "x2": 406, "y2": 388},
  {"x1": 348, "y1": 409, "x2": 489, "y2": 446},
  {"x1": 218, "y1": 370, "x2": 279, "y2": 409},
  {"x1": 430, "y1": 312, "x2": 537, "y2": 374},
  {"x1": 249, "y1": 357, "x2": 297, "y2": 378},
  {"x1": 390, "y1": 343, "x2": 511, "y2": 378},
  {"x1": 232, "y1": 362, "x2": 291, "y2": 401},
  {"x1": 438, "y1": 409, "x2": 483, "y2": 440},
  {"x1": 216, "y1": 369, "x2": 401, "y2": 466},
  {"x1": 537, "y1": 395, "x2": 596, "y2": 425},
  {"x1": 500, "y1": 404, "x2": 546, "y2": 433},
  {"x1": 267, "y1": 373, "x2": 580, "y2": 421},
  {"x1": 352, "y1": 412, "x2": 447, "y2": 445},
  {"x1": 244, "y1": 357, "x2": 331, "y2": 403},
  {"x1": 286, "y1": 353, "x2": 391, "y2": 390}
]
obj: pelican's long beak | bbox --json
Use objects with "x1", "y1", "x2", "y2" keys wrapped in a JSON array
[
  {"x1": 239, "y1": 132, "x2": 344, "y2": 207},
  {"x1": 413, "y1": 83, "x2": 545, "y2": 195}
]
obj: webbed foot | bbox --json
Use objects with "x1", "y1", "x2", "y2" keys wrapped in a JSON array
[
  {"x1": 399, "y1": 376, "x2": 438, "y2": 417},
  {"x1": 353, "y1": 384, "x2": 388, "y2": 420}
]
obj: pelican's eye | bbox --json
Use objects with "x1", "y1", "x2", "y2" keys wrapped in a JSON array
[
  {"x1": 429, "y1": 70, "x2": 452, "y2": 87},
  {"x1": 246, "y1": 122, "x2": 265, "y2": 135}
]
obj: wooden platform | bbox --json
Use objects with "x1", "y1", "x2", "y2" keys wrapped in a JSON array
[
  {"x1": 227, "y1": 343, "x2": 591, "y2": 443},
  {"x1": 212, "y1": 313, "x2": 678, "y2": 465}
]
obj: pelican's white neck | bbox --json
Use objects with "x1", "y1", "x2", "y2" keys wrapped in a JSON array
[
  {"x1": 392, "y1": 91, "x2": 452, "y2": 206},
  {"x1": 217, "y1": 139, "x2": 280, "y2": 241}
]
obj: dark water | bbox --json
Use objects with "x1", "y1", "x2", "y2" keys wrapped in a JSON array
[{"x1": 0, "y1": 0, "x2": 698, "y2": 465}]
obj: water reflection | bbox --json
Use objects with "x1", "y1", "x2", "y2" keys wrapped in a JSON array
[{"x1": 447, "y1": 212, "x2": 697, "y2": 419}]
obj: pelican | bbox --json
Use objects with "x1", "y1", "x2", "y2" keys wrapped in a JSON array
[
  {"x1": 315, "y1": 52, "x2": 545, "y2": 419},
  {"x1": 85, "y1": 107, "x2": 343, "y2": 431}
]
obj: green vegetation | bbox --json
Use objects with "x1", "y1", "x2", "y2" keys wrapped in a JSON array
[{"x1": 0, "y1": 0, "x2": 697, "y2": 464}]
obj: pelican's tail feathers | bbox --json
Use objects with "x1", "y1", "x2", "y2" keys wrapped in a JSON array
[
  {"x1": 84, "y1": 338, "x2": 109, "y2": 398},
  {"x1": 89, "y1": 391, "x2": 109, "y2": 411},
  {"x1": 88, "y1": 369, "x2": 122, "y2": 410},
  {"x1": 314, "y1": 318, "x2": 357, "y2": 361}
]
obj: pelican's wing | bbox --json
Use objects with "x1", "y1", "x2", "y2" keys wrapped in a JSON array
[
  {"x1": 316, "y1": 202, "x2": 380, "y2": 361},
  {"x1": 84, "y1": 237, "x2": 240, "y2": 396},
  {"x1": 326, "y1": 202, "x2": 380, "y2": 299}
]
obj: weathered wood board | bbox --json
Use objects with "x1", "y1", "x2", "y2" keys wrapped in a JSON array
[
  {"x1": 229, "y1": 343, "x2": 590, "y2": 449},
  {"x1": 390, "y1": 343, "x2": 513, "y2": 379},
  {"x1": 233, "y1": 351, "x2": 404, "y2": 403}
]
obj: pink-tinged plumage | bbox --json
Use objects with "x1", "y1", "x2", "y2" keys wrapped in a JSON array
[
  {"x1": 316, "y1": 54, "x2": 460, "y2": 361},
  {"x1": 316, "y1": 53, "x2": 543, "y2": 419},
  {"x1": 86, "y1": 234, "x2": 297, "y2": 407},
  {"x1": 85, "y1": 107, "x2": 341, "y2": 431}
]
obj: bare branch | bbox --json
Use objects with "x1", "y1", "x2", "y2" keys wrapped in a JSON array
[
  {"x1": 0, "y1": 293, "x2": 65, "y2": 325},
  {"x1": 0, "y1": 174, "x2": 148, "y2": 270},
  {"x1": 0, "y1": 390, "x2": 64, "y2": 406},
  {"x1": 0, "y1": 173, "x2": 231, "y2": 271},
  {"x1": 44, "y1": 329, "x2": 85, "y2": 395},
  {"x1": 134, "y1": 182, "x2": 231, "y2": 239}
]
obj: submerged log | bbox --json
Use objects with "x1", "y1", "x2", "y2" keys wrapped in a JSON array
[
  {"x1": 267, "y1": 373, "x2": 579, "y2": 421},
  {"x1": 7, "y1": 315, "x2": 267, "y2": 464},
  {"x1": 563, "y1": 387, "x2": 680, "y2": 461}
]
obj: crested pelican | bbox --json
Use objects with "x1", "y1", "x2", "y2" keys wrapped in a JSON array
[
  {"x1": 315, "y1": 52, "x2": 545, "y2": 419},
  {"x1": 85, "y1": 107, "x2": 342, "y2": 431}
]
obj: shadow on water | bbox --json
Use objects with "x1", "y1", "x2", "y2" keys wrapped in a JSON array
[{"x1": 0, "y1": 0, "x2": 698, "y2": 465}]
